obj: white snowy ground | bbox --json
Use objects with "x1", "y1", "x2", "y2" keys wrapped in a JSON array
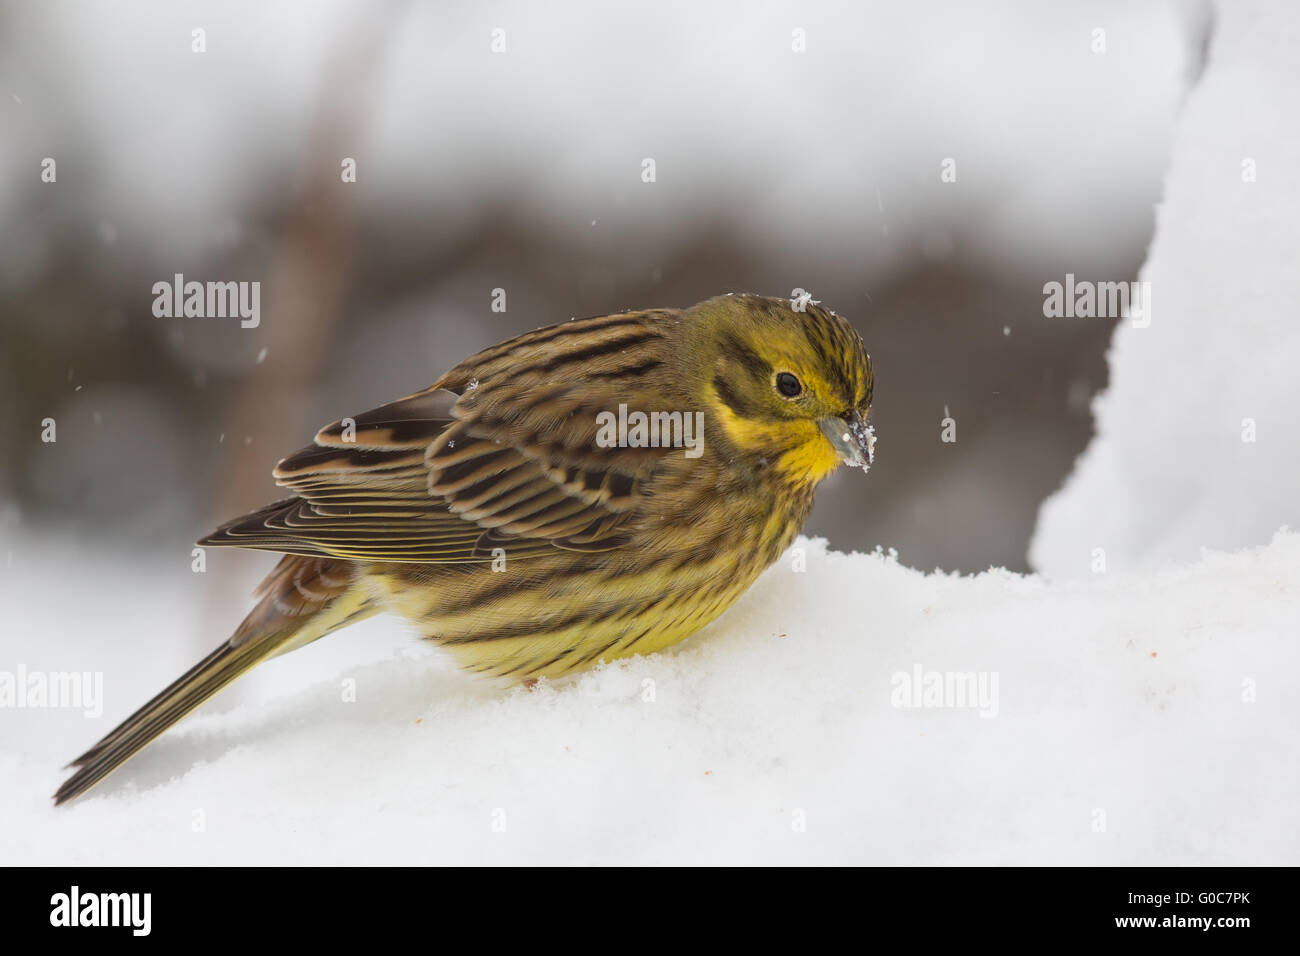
[{"x1": 2, "y1": 532, "x2": 1296, "y2": 865}]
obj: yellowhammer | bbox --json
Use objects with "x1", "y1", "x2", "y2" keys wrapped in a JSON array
[{"x1": 56, "y1": 292, "x2": 875, "y2": 803}]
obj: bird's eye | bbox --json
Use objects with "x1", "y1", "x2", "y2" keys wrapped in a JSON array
[{"x1": 775, "y1": 372, "x2": 802, "y2": 398}]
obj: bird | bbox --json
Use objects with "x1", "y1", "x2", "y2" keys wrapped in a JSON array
[{"x1": 54, "y1": 292, "x2": 875, "y2": 804}]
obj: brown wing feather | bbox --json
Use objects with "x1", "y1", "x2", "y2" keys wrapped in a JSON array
[{"x1": 198, "y1": 310, "x2": 678, "y2": 562}]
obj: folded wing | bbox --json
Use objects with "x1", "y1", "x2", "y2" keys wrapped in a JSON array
[{"x1": 200, "y1": 312, "x2": 675, "y2": 563}]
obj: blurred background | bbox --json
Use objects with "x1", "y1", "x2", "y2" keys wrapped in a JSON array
[{"x1": 0, "y1": 0, "x2": 1211, "y2": 594}]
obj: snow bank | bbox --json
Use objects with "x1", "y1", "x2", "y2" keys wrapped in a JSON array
[
  {"x1": 2, "y1": 533, "x2": 1296, "y2": 865},
  {"x1": 1031, "y1": 0, "x2": 1300, "y2": 577}
]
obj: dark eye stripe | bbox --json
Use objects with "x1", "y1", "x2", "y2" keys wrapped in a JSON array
[
  {"x1": 713, "y1": 372, "x2": 760, "y2": 418},
  {"x1": 720, "y1": 334, "x2": 771, "y2": 380}
]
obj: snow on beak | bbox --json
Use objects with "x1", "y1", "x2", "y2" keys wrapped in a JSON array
[{"x1": 818, "y1": 410, "x2": 875, "y2": 472}]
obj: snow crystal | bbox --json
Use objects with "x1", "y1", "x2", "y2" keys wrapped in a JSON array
[{"x1": 850, "y1": 418, "x2": 876, "y2": 472}]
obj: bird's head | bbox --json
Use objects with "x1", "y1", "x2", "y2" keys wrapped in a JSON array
[{"x1": 681, "y1": 293, "x2": 875, "y2": 486}]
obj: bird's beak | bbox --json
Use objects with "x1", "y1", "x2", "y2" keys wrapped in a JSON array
[{"x1": 819, "y1": 411, "x2": 876, "y2": 472}]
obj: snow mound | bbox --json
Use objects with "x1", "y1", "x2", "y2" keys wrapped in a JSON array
[
  {"x1": 3, "y1": 534, "x2": 1297, "y2": 865},
  {"x1": 1032, "y1": 0, "x2": 1300, "y2": 577}
]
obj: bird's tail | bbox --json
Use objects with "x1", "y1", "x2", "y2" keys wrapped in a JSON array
[{"x1": 54, "y1": 555, "x2": 374, "y2": 805}]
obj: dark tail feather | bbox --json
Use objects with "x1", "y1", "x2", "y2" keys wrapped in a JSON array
[
  {"x1": 54, "y1": 638, "x2": 284, "y2": 805},
  {"x1": 55, "y1": 555, "x2": 371, "y2": 805}
]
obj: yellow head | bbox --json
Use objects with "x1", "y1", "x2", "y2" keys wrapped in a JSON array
[{"x1": 680, "y1": 293, "x2": 875, "y2": 486}]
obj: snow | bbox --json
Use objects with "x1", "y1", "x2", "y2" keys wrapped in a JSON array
[
  {"x1": 2, "y1": 532, "x2": 1296, "y2": 865},
  {"x1": 852, "y1": 420, "x2": 877, "y2": 472},
  {"x1": 1031, "y1": 0, "x2": 1300, "y2": 577}
]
